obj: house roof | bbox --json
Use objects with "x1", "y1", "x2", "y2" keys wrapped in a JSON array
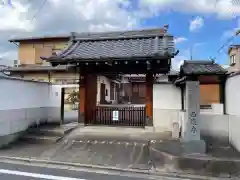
[
  {"x1": 228, "y1": 44, "x2": 240, "y2": 54},
  {"x1": 7, "y1": 65, "x2": 70, "y2": 72},
  {"x1": 180, "y1": 60, "x2": 227, "y2": 76},
  {"x1": 9, "y1": 34, "x2": 70, "y2": 42},
  {"x1": 42, "y1": 28, "x2": 175, "y2": 63}
]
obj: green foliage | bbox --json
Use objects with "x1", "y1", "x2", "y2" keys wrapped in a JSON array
[{"x1": 67, "y1": 90, "x2": 79, "y2": 104}]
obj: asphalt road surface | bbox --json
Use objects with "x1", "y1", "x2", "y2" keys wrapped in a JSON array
[{"x1": 0, "y1": 162, "x2": 194, "y2": 180}]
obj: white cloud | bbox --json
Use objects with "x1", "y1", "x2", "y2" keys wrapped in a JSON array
[
  {"x1": 138, "y1": 0, "x2": 240, "y2": 19},
  {"x1": 189, "y1": 16, "x2": 204, "y2": 32},
  {"x1": 174, "y1": 37, "x2": 187, "y2": 44},
  {"x1": 1, "y1": 0, "x2": 239, "y2": 63},
  {"x1": 172, "y1": 55, "x2": 186, "y2": 70},
  {"x1": 0, "y1": 1, "x2": 33, "y2": 31},
  {"x1": 0, "y1": 0, "x2": 140, "y2": 62},
  {"x1": 171, "y1": 43, "x2": 203, "y2": 70}
]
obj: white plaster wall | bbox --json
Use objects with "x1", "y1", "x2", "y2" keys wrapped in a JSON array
[
  {"x1": 153, "y1": 84, "x2": 182, "y2": 131},
  {"x1": 229, "y1": 115, "x2": 240, "y2": 151},
  {"x1": 198, "y1": 114, "x2": 240, "y2": 153},
  {"x1": 0, "y1": 78, "x2": 48, "y2": 110},
  {"x1": 225, "y1": 74, "x2": 240, "y2": 152},
  {"x1": 226, "y1": 74, "x2": 240, "y2": 116},
  {"x1": 0, "y1": 78, "x2": 61, "y2": 139},
  {"x1": 178, "y1": 111, "x2": 240, "y2": 153},
  {"x1": 47, "y1": 85, "x2": 62, "y2": 122},
  {"x1": 179, "y1": 112, "x2": 229, "y2": 141},
  {"x1": 200, "y1": 114, "x2": 229, "y2": 140}
]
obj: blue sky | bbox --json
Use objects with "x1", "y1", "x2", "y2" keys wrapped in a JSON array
[
  {"x1": 141, "y1": 12, "x2": 238, "y2": 67},
  {"x1": 122, "y1": 0, "x2": 240, "y2": 69}
]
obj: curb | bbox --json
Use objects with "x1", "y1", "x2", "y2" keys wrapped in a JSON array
[
  {"x1": 0, "y1": 156, "x2": 232, "y2": 180},
  {"x1": 150, "y1": 148, "x2": 240, "y2": 178}
]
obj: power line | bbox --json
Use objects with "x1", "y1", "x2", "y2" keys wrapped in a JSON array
[
  {"x1": 210, "y1": 0, "x2": 240, "y2": 61},
  {"x1": 30, "y1": 0, "x2": 48, "y2": 22},
  {"x1": 210, "y1": 29, "x2": 240, "y2": 61}
]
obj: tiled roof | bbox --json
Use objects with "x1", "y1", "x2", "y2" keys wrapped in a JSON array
[
  {"x1": 42, "y1": 28, "x2": 175, "y2": 62},
  {"x1": 180, "y1": 60, "x2": 227, "y2": 75}
]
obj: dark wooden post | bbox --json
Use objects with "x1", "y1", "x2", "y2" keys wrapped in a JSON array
[
  {"x1": 60, "y1": 88, "x2": 65, "y2": 125},
  {"x1": 219, "y1": 75, "x2": 226, "y2": 114},
  {"x1": 79, "y1": 72, "x2": 86, "y2": 123},
  {"x1": 84, "y1": 74, "x2": 97, "y2": 124},
  {"x1": 145, "y1": 72, "x2": 153, "y2": 126}
]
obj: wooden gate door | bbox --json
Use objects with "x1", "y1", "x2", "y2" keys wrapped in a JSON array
[{"x1": 60, "y1": 88, "x2": 65, "y2": 124}]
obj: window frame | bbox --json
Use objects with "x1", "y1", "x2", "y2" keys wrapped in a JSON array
[{"x1": 230, "y1": 54, "x2": 236, "y2": 65}]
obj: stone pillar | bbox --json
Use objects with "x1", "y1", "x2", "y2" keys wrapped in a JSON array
[
  {"x1": 181, "y1": 81, "x2": 206, "y2": 154},
  {"x1": 146, "y1": 72, "x2": 153, "y2": 126}
]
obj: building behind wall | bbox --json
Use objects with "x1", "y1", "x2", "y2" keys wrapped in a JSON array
[
  {"x1": 8, "y1": 35, "x2": 120, "y2": 109},
  {"x1": 7, "y1": 35, "x2": 79, "y2": 83},
  {"x1": 228, "y1": 45, "x2": 240, "y2": 72}
]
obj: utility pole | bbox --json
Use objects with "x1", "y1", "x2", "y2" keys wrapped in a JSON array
[{"x1": 190, "y1": 46, "x2": 193, "y2": 60}]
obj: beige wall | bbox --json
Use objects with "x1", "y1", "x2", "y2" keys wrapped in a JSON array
[
  {"x1": 11, "y1": 72, "x2": 78, "y2": 83},
  {"x1": 200, "y1": 84, "x2": 220, "y2": 105},
  {"x1": 18, "y1": 39, "x2": 69, "y2": 65},
  {"x1": 13, "y1": 37, "x2": 77, "y2": 82}
]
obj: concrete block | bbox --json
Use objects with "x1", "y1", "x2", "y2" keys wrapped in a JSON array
[
  {"x1": 0, "y1": 131, "x2": 24, "y2": 148},
  {"x1": 175, "y1": 156, "x2": 208, "y2": 171},
  {"x1": 20, "y1": 135, "x2": 61, "y2": 144},
  {"x1": 204, "y1": 160, "x2": 238, "y2": 176},
  {"x1": 180, "y1": 139, "x2": 206, "y2": 154}
]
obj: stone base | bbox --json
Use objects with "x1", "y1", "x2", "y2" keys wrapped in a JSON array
[
  {"x1": 146, "y1": 117, "x2": 153, "y2": 126},
  {"x1": 0, "y1": 131, "x2": 24, "y2": 148},
  {"x1": 180, "y1": 139, "x2": 206, "y2": 154},
  {"x1": 78, "y1": 112, "x2": 84, "y2": 123}
]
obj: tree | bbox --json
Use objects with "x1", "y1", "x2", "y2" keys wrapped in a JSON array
[{"x1": 67, "y1": 90, "x2": 79, "y2": 104}]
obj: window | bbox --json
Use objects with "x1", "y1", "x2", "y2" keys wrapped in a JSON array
[
  {"x1": 230, "y1": 54, "x2": 236, "y2": 65},
  {"x1": 34, "y1": 44, "x2": 53, "y2": 64},
  {"x1": 110, "y1": 82, "x2": 114, "y2": 100}
]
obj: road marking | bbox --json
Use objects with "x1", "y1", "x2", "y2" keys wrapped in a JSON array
[{"x1": 0, "y1": 169, "x2": 86, "y2": 180}]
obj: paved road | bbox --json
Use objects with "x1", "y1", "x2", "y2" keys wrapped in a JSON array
[{"x1": 0, "y1": 162, "x2": 193, "y2": 180}]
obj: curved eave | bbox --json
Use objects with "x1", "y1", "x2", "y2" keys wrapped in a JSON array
[
  {"x1": 182, "y1": 71, "x2": 227, "y2": 76},
  {"x1": 42, "y1": 53, "x2": 174, "y2": 65}
]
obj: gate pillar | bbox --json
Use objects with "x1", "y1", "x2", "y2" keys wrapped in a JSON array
[
  {"x1": 145, "y1": 72, "x2": 153, "y2": 126},
  {"x1": 79, "y1": 73, "x2": 85, "y2": 123},
  {"x1": 79, "y1": 72, "x2": 97, "y2": 124}
]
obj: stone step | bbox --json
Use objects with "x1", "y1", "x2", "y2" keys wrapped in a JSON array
[
  {"x1": 206, "y1": 145, "x2": 240, "y2": 158},
  {"x1": 27, "y1": 128, "x2": 65, "y2": 137},
  {"x1": 19, "y1": 135, "x2": 62, "y2": 144}
]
